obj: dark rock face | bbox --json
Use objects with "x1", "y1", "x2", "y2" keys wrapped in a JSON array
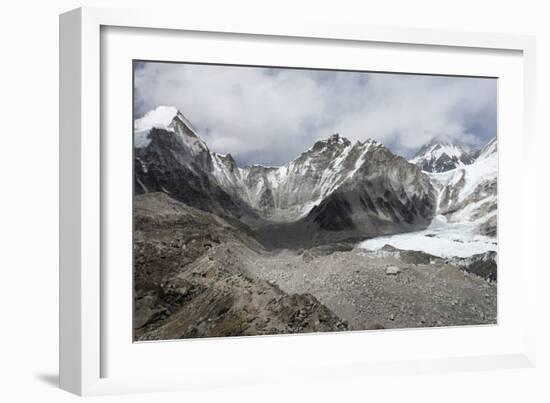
[
  {"x1": 310, "y1": 193, "x2": 355, "y2": 231},
  {"x1": 449, "y1": 251, "x2": 497, "y2": 282},
  {"x1": 304, "y1": 144, "x2": 436, "y2": 241},
  {"x1": 135, "y1": 128, "x2": 256, "y2": 222},
  {"x1": 257, "y1": 187, "x2": 275, "y2": 212},
  {"x1": 415, "y1": 151, "x2": 475, "y2": 173},
  {"x1": 478, "y1": 215, "x2": 497, "y2": 237}
]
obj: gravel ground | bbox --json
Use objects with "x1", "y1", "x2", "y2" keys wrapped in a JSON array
[
  {"x1": 243, "y1": 248, "x2": 497, "y2": 330},
  {"x1": 135, "y1": 193, "x2": 497, "y2": 338}
]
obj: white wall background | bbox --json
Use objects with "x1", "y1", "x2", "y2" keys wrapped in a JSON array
[{"x1": 0, "y1": 0, "x2": 548, "y2": 401}]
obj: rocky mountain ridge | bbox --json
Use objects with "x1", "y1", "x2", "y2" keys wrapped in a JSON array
[{"x1": 135, "y1": 106, "x2": 438, "y2": 247}]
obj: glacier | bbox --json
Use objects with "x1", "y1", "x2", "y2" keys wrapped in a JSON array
[{"x1": 360, "y1": 136, "x2": 497, "y2": 258}]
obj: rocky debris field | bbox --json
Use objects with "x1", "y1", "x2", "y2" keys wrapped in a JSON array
[
  {"x1": 134, "y1": 192, "x2": 496, "y2": 341},
  {"x1": 134, "y1": 193, "x2": 347, "y2": 341},
  {"x1": 245, "y1": 246, "x2": 496, "y2": 330}
]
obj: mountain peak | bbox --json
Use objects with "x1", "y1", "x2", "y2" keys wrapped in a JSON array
[
  {"x1": 363, "y1": 137, "x2": 378, "y2": 146},
  {"x1": 425, "y1": 135, "x2": 460, "y2": 146},
  {"x1": 134, "y1": 105, "x2": 178, "y2": 134},
  {"x1": 410, "y1": 135, "x2": 477, "y2": 173},
  {"x1": 328, "y1": 133, "x2": 345, "y2": 143},
  {"x1": 311, "y1": 133, "x2": 351, "y2": 151},
  {"x1": 134, "y1": 105, "x2": 183, "y2": 148},
  {"x1": 134, "y1": 106, "x2": 208, "y2": 154}
]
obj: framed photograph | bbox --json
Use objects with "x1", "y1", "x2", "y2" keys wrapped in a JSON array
[{"x1": 60, "y1": 7, "x2": 537, "y2": 396}]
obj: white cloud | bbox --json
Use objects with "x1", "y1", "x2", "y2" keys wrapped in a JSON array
[{"x1": 134, "y1": 62, "x2": 496, "y2": 165}]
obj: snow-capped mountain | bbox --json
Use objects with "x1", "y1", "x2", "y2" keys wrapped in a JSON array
[
  {"x1": 297, "y1": 140, "x2": 437, "y2": 244},
  {"x1": 358, "y1": 137, "x2": 497, "y2": 260},
  {"x1": 135, "y1": 106, "x2": 208, "y2": 152},
  {"x1": 410, "y1": 136, "x2": 478, "y2": 173},
  {"x1": 427, "y1": 137, "x2": 497, "y2": 236},
  {"x1": 134, "y1": 106, "x2": 254, "y2": 220},
  {"x1": 134, "y1": 106, "x2": 437, "y2": 246},
  {"x1": 213, "y1": 134, "x2": 408, "y2": 222}
]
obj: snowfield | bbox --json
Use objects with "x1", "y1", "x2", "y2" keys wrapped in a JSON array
[{"x1": 359, "y1": 214, "x2": 497, "y2": 258}]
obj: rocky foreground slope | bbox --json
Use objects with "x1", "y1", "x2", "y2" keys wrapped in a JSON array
[
  {"x1": 134, "y1": 193, "x2": 496, "y2": 339},
  {"x1": 247, "y1": 245, "x2": 496, "y2": 330},
  {"x1": 134, "y1": 193, "x2": 347, "y2": 340}
]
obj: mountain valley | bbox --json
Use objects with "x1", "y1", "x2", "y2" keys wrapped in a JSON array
[{"x1": 133, "y1": 106, "x2": 498, "y2": 340}]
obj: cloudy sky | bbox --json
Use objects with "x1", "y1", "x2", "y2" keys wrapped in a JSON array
[{"x1": 134, "y1": 61, "x2": 497, "y2": 167}]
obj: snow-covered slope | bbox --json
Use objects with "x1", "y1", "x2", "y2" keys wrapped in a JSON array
[
  {"x1": 410, "y1": 136, "x2": 478, "y2": 173},
  {"x1": 217, "y1": 134, "x2": 382, "y2": 221},
  {"x1": 428, "y1": 137, "x2": 497, "y2": 235}
]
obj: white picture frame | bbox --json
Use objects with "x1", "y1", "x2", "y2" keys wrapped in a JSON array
[{"x1": 59, "y1": 6, "x2": 537, "y2": 396}]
